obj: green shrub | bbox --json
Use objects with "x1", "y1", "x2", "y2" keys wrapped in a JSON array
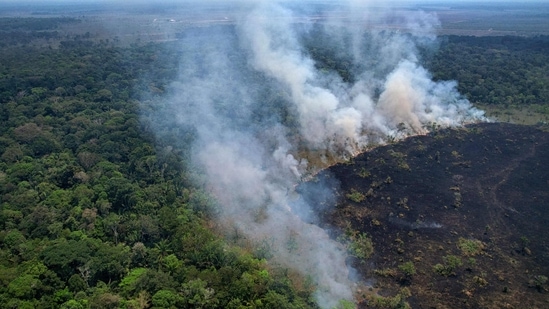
[
  {"x1": 398, "y1": 261, "x2": 416, "y2": 277},
  {"x1": 433, "y1": 255, "x2": 463, "y2": 276},
  {"x1": 347, "y1": 233, "x2": 374, "y2": 260},
  {"x1": 458, "y1": 238, "x2": 485, "y2": 256},
  {"x1": 346, "y1": 189, "x2": 366, "y2": 203}
]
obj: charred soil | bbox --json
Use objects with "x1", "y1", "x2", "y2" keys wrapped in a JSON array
[{"x1": 310, "y1": 123, "x2": 549, "y2": 308}]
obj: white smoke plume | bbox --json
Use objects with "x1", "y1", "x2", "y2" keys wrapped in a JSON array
[{"x1": 147, "y1": 1, "x2": 485, "y2": 308}]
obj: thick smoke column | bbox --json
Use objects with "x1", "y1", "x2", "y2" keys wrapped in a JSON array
[
  {"x1": 149, "y1": 1, "x2": 485, "y2": 307},
  {"x1": 241, "y1": 2, "x2": 484, "y2": 154}
]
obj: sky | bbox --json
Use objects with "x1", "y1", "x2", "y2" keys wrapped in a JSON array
[
  {"x1": 0, "y1": 0, "x2": 547, "y2": 4},
  {"x1": 1, "y1": 0, "x2": 548, "y2": 13}
]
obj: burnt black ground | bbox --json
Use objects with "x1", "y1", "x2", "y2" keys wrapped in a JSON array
[{"x1": 311, "y1": 123, "x2": 549, "y2": 308}]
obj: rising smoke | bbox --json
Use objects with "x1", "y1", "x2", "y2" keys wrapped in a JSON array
[{"x1": 148, "y1": 1, "x2": 485, "y2": 307}]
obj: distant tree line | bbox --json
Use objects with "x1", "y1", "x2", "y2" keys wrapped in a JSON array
[
  {"x1": 0, "y1": 17, "x2": 80, "y2": 47},
  {"x1": 0, "y1": 17, "x2": 79, "y2": 31},
  {"x1": 427, "y1": 35, "x2": 549, "y2": 106}
]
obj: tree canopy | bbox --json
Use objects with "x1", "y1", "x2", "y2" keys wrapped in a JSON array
[{"x1": 0, "y1": 19, "x2": 316, "y2": 309}]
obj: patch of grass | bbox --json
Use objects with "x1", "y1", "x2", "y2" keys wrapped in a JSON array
[
  {"x1": 358, "y1": 167, "x2": 371, "y2": 178},
  {"x1": 398, "y1": 161, "x2": 411, "y2": 171},
  {"x1": 388, "y1": 150, "x2": 406, "y2": 159},
  {"x1": 415, "y1": 144, "x2": 426, "y2": 152},
  {"x1": 434, "y1": 255, "x2": 463, "y2": 276},
  {"x1": 398, "y1": 261, "x2": 416, "y2": 277},
  {"x1": 476, "y1": 103, "x2": 549, "y2": 125},
  {"x1": 458, "y1": 238, "x2": 485, "y2": 256},
  {"x1": 473, "y1": 275, "x2": 489, "y2": 287},
  {"x1": 388, "y1": 150, "x2": 411, "y2": 171},
  {"x1": 347, "y1": 232, "x2": 374, "y2": 260},
  {"x1": 366, "y1": 288, "x2": 412, "y2": 309},
  {"x1": 346, "y1": 189, "x2": 366, "y2": 203}
]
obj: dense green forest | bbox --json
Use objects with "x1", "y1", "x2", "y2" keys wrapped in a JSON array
[
  {"x1": 428, "y1": 35, "x2": 549, "y2": 107},
  {"x1": 0, "y1": 24, "x2": 316, "y2": 309},
  {"x1": 0, "y1": 17, "x2": 80, "y2": 47},
  {"x1": 1, "y1": 16, "x2": 549, "y2": 309}
]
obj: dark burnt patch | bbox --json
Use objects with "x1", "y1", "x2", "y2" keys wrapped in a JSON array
[{"x1": 313, "y1": 123, "x2": 549, "y2": 308}]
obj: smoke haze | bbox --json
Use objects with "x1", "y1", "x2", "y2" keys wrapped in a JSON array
[{"x1": 146, "y1": 1, "x2": 485, "y2": 307}]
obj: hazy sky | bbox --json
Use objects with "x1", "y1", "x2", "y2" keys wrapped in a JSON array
[{"x1": 1, "y1": 0, "x2": 547, "y2": 4}]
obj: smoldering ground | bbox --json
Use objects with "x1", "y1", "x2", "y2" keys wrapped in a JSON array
[{"x1": 143, "y1": 1, "x2": 485, "y2": 307}]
